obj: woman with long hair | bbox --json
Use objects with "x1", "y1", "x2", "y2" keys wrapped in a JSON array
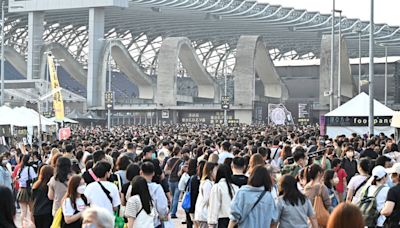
[
  {"x1": 194, "y1": 162, "x2": 217, "y2": 228},
  {"x1": 16, "y1": 154, "x2": 37, "y2": 228},
  {"x1": 277, "y1": 175, "x2": 318, "y2": 228},
  {"x1": 190, "y1": 160, "x2": 206, "y2": 228},
  {"x1": 32, "y1": 165, "x2": 54, "y2": 228},
  {"x1": 304, "y1": 164, "x2": 332, "y2": 212},
  {"x1": 327, "y1": 203, "x2": 364, "y2": 228},
  {"x1": 246, "y1": 154, "x2": 265, "y2": 176},
  {"x1": 229, "y1": 165, "x2": 277, "y2": 228},
  {"x1": 0, "y1": 185, "x2": 17, "y2": 228},
  {"x1": 208, "y1": 164, "x2": 238, "y2": 228},
  {"x1": 324, "y1": 170, "x2": 339, "y2": 208},
  {"x1": 62, "y1": 175, "x2": 87, "y2": 228},
  {"x1": 48, "y1": 156, "x2": 72, "y2": 216},
  {"x1": 125, "y1": 176, "x2": 155, "y2": 228}
]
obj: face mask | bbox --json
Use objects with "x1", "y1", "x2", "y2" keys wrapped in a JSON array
[
  {"x1": 333, "y1": 177, "x2": 339, "y2": 185},
  {"x1": 2, "y1": 159, "x2": 8, "y2": 165},
  {"x1": 77, "y1": 185, "x2": 86, "y2": 194}
]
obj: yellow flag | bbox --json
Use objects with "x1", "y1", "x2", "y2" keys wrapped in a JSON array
[{"x1": 47, "y1": 55, "x2": 64, "y2": 121}]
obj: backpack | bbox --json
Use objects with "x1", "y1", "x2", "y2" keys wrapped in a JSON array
[{"x1": 357, "y1": 185, "x2": 384, "y2": 227}]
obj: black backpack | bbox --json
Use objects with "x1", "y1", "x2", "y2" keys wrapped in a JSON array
[{"x1": 357, "y1": 185, "x2": 384, "y2": 227}]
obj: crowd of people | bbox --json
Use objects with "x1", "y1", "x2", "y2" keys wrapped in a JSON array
[{"x1": 0, "y1": 124, "x2": 399, "y2": 228}]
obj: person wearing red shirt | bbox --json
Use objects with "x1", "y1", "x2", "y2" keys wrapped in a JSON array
[{"x1": 332, "y1": 158, "x2": 347, "y2": 202}]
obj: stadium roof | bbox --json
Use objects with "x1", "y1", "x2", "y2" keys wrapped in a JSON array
[{"x1": 5, "y1": 0, "x2": 400, "y2": 77}]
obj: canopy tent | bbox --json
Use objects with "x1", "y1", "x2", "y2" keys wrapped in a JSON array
[
  {"x1": 324, "y1": 93, "x2": 395, "y2": 137},
  {"x1": 49, "y1": 117, "x2": 79, "y2": 124},
  {"x1": 66, "y1": 109, "x2": 85, "y2": 119},
  {"x1": 0, "y1": 106, "x2": 56, "y2": 128},
  {"x1": 82, "y1": 111, "x2": 105, "y2": 120}
]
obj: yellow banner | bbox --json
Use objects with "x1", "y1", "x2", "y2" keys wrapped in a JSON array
[{"x1": 47, "y1": 55, "x2": 64, "y2": 121}]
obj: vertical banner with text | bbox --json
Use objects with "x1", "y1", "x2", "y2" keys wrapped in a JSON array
[{"x1": 47, "y1": 55, "x2": 64, "y2": 121}]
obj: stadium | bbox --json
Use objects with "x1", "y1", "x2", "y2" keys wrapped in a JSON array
[{"x1": 2, "y1": 0, "x2": 400, "y2": 126}]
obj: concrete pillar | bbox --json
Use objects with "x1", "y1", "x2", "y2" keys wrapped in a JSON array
[
  {"x1": 27, "y1": 12, "x2": 44, "y2": 80},
  {"x1": 87, "y1": 7, "x2": 105, "y2": 108}
]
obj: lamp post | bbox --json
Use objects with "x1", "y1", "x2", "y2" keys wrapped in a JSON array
[
  {"x1": 330, "y1": 0, "x2": 336, "y2": 111},
  {"x1": 356, "y1": 29, "x2": 362, "y2": 94},
  {"x1": 369, "y1": 0, "x2": 375, "y2": 135},
  {"x1": 384, "y1": 46, "x2": 388, "y2": 106},
  {"x1": 336, "y1": 10, "x2": 342, "y2": 107},
  {"x1": 0, "y1": 0, "x2": 5, "y2": 106}
]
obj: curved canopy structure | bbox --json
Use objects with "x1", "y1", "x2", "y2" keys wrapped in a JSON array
[{"x1": 5, "y1": 0, "x2": 400, "y2": 80}]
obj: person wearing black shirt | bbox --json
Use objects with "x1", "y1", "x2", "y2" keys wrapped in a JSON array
[
  {"x1": 341, "y1": 147, "x2": 357, "y2": 183},
  {"x1": 360, "y1": 140, "x2": 379, "y2": 159},
  {"x1": 32, "y1": 165, "x2": 54, "y2": 228},
  {"x1": 231, "y1": 157, "x2": 248, "y2": 188},
  {"x1": 382, "y1": 163, "x2": 400, "y2": 228}
]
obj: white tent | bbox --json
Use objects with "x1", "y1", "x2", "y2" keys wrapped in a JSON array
[
  {"x1": 0, "y1": 106, "x2": 56, "y2": 129},
  {"x1": 324, "y1": 92, "x2": 395, "y2": 137},
  {"x1": 49, "y1": 117, "x2": 78, "y2": 124}
]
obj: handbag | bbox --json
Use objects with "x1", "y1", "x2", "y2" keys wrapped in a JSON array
[
  {"x1": 313, "y1": 185, "x2": 330, "y2": 227},
  {"x1": 181, "y1": 177, "x2": 192, "y2": 212},
  {"x1": 51, "y1": 207, "x2": 63, "y2": 228}
]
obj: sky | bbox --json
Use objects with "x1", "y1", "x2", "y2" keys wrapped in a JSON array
[{"x1": 259, "y1": 0, "x2": 400, "y2": 26}]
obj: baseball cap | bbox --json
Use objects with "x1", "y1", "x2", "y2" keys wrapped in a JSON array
[
  {"x1": 386, "y1": 163, "x2": 400, "y2": 174},
  {"x1": 372, "y1": 165, "x2": 387, "y2": 179}
]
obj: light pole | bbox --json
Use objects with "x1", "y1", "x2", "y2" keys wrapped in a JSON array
[
  {"x1": 0, "y1": 0, "x2": 5, "y2": 106},
  {"x1": 336, "y1": 10, "x2": 342, "y2": 107},
  {"x1": 223, "y1": 73, "x2": 227, "y2": 126},
  {"x1": 369, "y1": 0, "x2": 375, "y2": 135},
  {"x1": 330, "y1": 0, "x2": 336, "y2": 111},
  {"x1": 356, "y1": 29, "x2": 362, "y2": 94},
  {"x1": 384, "y1": 46, "x2": 388, "y2": 105}
]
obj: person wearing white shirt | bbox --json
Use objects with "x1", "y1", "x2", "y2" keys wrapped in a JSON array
[
  {"x1": 84, "y1": 161, "x2": 121, "y2": 214},
  {"x1": 218, "y1": 141, "x2": 234, "y2": 164}
]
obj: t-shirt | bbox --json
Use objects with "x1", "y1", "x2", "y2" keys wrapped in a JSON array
[
  {"x1": 84, "y1": 181, "x2": 121, "y2": 214},
  {"x1": 48, "y1": 176, "x2": 68, "y2": 216},
  {"x1": 335, "y1": 168, "x2": 347, "y2": 193},
  {"x1": 231, "y1": 175, "x2": 248, "y2": 188},
  {"x1": 277, "y1": 197, "x2": 314, "y2": 228},
  {"x1": 218, "y1": 151, "x2": 234, "y2": 164},
  {"x1": 62, "y1": 198, "x2": 86, "y2": 216},
  {"x1": 347, "y1": 175, "x2": 368, "y2": 204},
  {"x1": 385, "y1": 184, "x2": 400, "y2": 225},
  {"x1": 125, "y1": 195, "x2": 155, "y2": 227},
  {"x1": 166, "y1": 157, "x2": 182, "y2": 182},
  {"x1": 341, "y1": 158, "x2": 357, "y2": 182}
]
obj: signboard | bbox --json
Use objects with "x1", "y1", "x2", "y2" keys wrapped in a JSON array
[
  {"x1": 268, "y1": 104, "x2": 294, "y2": 125},
  {"x1": 161, "y1": 110, "x2": 169, "y2": 119},
  {"x1": 179, "y1": 111, "x2": 233, "y2": 125},
  {"x1": 47, "y1": 55, "x2": 65, "y2": 121},
  {"x1": 298, "y1": 118, "x2": 311, "y2": 126},
  {"x1": 14, "y1": 126, "x2": 27, "y2": 137},
  {"x1": 227, "y1": 119, "x2": 240, "y2": 127},
  {"x1": 59, "y1": 127, "x2": 71, "y2": 140},
  {"x1": 298, "y1": 103, "x2": 311, "y2": 118},
  {"x1": 0, "y1": 125, "x2": 11, "y2": 137},
  {"x1": 325, "y1": 116, "x2": 392, "y2": 127},
  {"x1": 221, "y1": 96, "x2": 230, "y2": 110},
  {"x1": 105, "y1": 91, "x2": 114, "y2": 109}
]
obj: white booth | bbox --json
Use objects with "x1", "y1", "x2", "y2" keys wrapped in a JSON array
[{"x1": 324, "y1": 93, "x2": 395, "y2": 137}]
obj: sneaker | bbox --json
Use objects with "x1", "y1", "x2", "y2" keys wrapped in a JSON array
[{"x1": 171, "y1": 215, "x2": 178, "y2": 219}]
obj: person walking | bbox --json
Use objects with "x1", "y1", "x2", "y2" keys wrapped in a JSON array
[
  {"x1": 32, "y1": 165, "x2": 54, "y2": 228},
  {"x1": 277, "y1": 174, "x2": 318, "y2": 228},
  {"x1": 16, "y1": 154, "x2": 37, "y2": 228},
  {"x1": 208, "y1": 164, "x2": 238, "y2": 228},
  {"x1": 48, "y1": 156, "x2": 72, "y2": 216},
  {"x1": 62, "y1": 175, "x2": 87, "y2": 228},
  {"x1": 229, "y1": 165, "x2": 278, "y2": 228},
  {"x1": 125, "y1": 176, "x2": 155, "y2": 228}
]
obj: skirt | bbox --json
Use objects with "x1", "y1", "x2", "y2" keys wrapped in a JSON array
[{"x1": 17, "y1": 188, "x2": 32, "y2": 203}]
